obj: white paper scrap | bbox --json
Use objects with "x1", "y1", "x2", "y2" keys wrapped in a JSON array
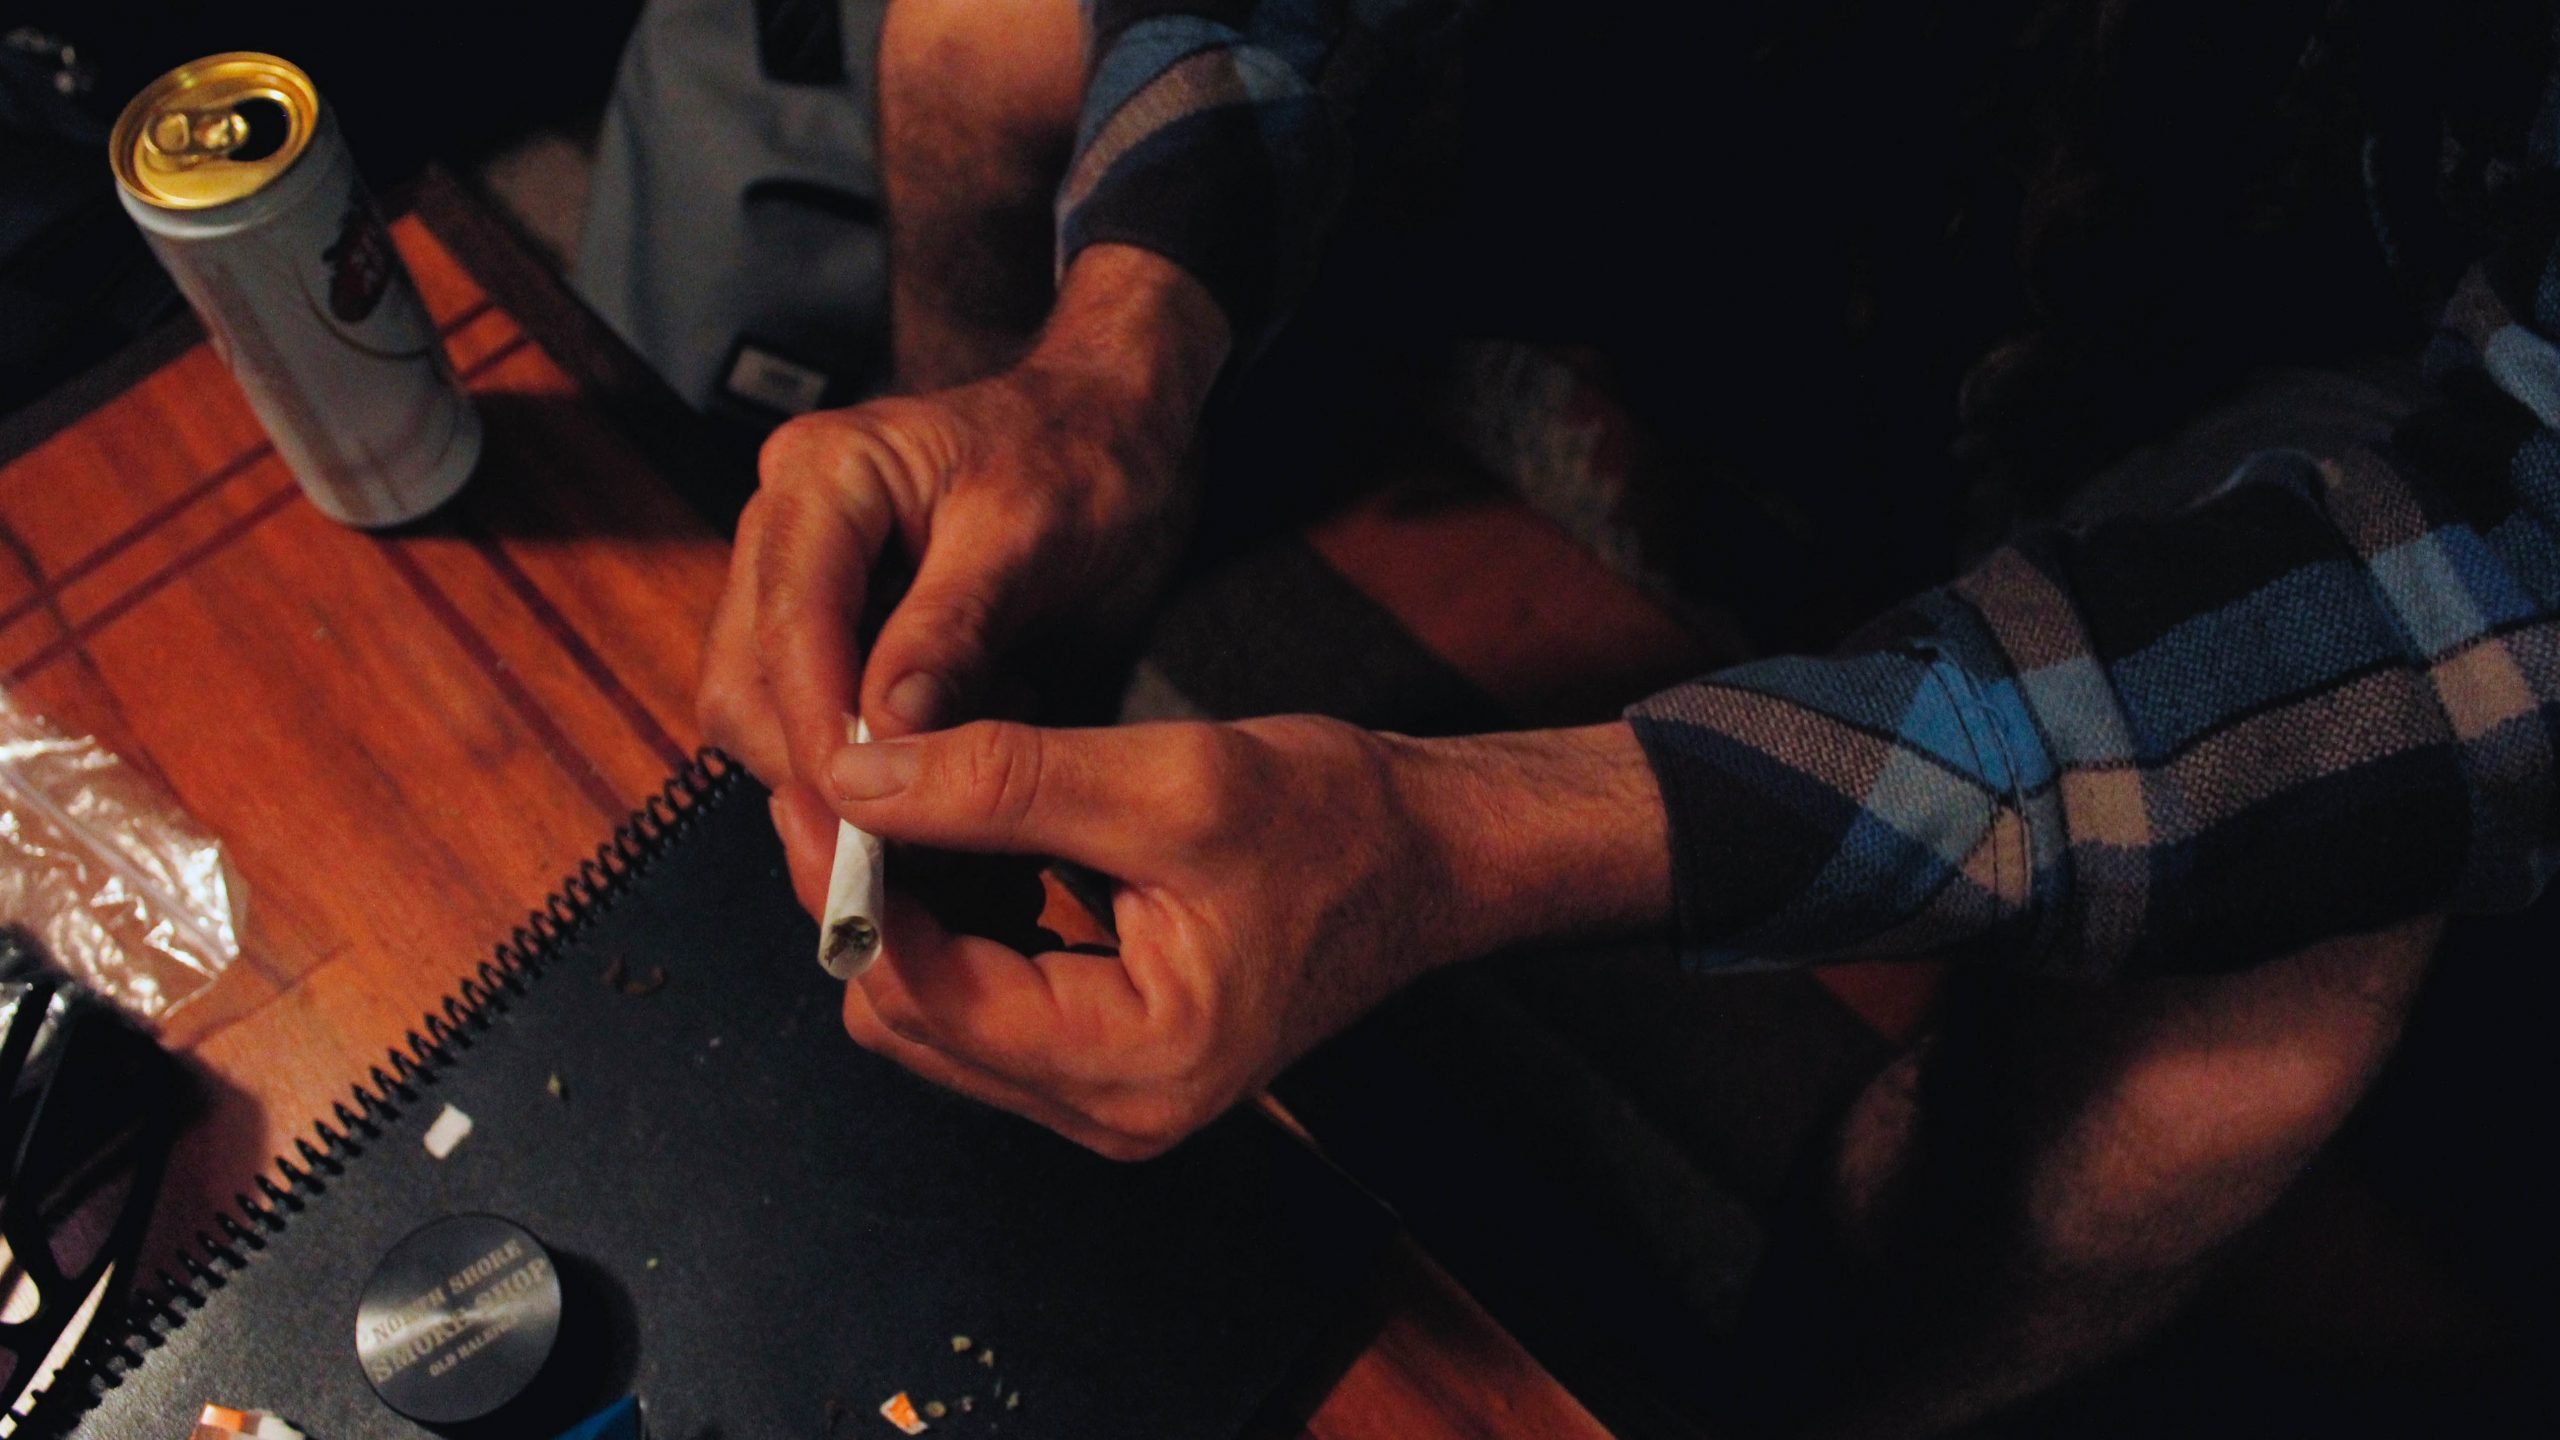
[{"x1": 422, "y1": 1103, "x2": 473, "y2": 1160}]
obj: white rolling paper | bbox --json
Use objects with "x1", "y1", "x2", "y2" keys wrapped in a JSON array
[{"x1": 818, "y1": 717, "x2": 885, "y2": 980}]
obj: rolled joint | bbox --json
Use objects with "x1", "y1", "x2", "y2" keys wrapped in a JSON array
[
  {"x1": 821, "y1": 914, "x2": 880, "y2": 980},
  {"x1": 818, "y1": 717, "x2": 886, "y2": 981}
]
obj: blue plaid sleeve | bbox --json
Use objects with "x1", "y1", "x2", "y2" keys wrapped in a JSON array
[
  {"x1": 1060, "y1": 0, "x2": 1473, "y2": 353},
  {"x1": 1630, "y1": 241, "x2": 2560, "y2": 979}
]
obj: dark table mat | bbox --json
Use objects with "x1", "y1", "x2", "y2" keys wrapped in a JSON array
[{"x1": 47, "y1": 761, "x2": 1391, "y2": 1439}]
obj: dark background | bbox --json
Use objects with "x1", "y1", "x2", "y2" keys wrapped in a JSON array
[{"x1": 11, "y1": 4, "x2": 2560, "y2": 1434}]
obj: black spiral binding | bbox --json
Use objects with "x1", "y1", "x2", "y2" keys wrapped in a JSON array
[{"x1": 21, "y1": 751, "x2": 738, "y2": 1431}]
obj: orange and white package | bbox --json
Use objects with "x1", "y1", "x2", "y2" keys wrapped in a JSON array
[
  {"x1": 190, "y1": 1406, "x2": 307, "y2": 1440},
  {"x1": 878, "y1": 1390, "x2": 929, "y2": 1435}
]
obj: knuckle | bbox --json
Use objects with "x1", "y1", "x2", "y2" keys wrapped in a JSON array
[
  {"x1": 756, "y1": 415, "x2": 834, "y2": 488},
  {"x1": 761, "y1": 409, "x2": 910, "y2": 499},
  {"x1": 901, "y1": 585, "x2": 998, "y2": 651},
  {"x1": 1162, "y1": 725, "x2": 1248, "y2": 842},
  {"x1": 950, "y1": 720, "x2": 1046, "y2": 834}
]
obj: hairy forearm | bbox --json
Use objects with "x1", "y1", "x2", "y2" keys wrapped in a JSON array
[
  {"x1": 1389, "y1": 722, "x2": 1675, "y2": 966},
  {"x1": 1026, "y1": 243, "x2": 1231, "y2": 463}
]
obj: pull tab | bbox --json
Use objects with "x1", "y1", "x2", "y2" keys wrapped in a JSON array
[
  {"x1": 142, "y1": 106, "x2": 247, "y2": 168},
  {"x1": 140, "y1": 95, "x2": 292, "y2": 173}
]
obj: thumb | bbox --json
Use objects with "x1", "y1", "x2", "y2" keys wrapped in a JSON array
[
  {"x1": 859, "y1": 504, "x2": 1035, "y2": 738},
  {"x1": 825, "y1": 719, "x2": 1175, "y2": 877}
]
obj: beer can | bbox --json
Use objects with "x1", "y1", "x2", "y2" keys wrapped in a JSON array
[{"x1": 110, "y1": 53, "x2": 482, "y2": 528}]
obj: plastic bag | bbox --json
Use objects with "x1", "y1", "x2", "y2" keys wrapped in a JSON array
[{"x1": 0, "y1": 688, "x2": 241, "y2": 1023}]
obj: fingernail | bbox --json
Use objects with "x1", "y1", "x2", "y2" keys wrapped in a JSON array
[
  {"x1": 882, "y1": 671, "x2": 951, "y2": 731},
  {"x1": 830, "y1": 741, "x2": 919, "y2": 802}
]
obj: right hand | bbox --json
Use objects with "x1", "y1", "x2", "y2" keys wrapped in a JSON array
[
  {"x1": 810, "y1": 715, "x2": 1672, "y2": 1158},
  {"x1": 696, "y1": 245, "x2": 1232, "y2": 894}
]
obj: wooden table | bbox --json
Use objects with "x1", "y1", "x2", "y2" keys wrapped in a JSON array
[{"x1": 0, "y1": 173, "x2": 1611, "y2": 1440}]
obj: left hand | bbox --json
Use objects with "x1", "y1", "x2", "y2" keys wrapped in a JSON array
[
  {"x1": 783, "y1": 715, "x2": 1671, "y2": 1158},
  {"x1": 695, "y1": 245, "x2": 1231, "y2": 893}
]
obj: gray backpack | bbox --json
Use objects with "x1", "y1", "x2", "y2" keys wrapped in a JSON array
[{"x1": 577, "y1": 0, "x2": 891, "y2": 435}]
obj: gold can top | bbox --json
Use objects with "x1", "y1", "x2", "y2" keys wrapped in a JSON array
[{"x1": 110, "y1": 52, "x2": 321, "y2": 211}]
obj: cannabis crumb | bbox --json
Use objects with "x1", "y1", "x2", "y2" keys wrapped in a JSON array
[
  {"x1": 978, "y1": 1349, "x2": 995, "y2": 1368},
  {"x1": 600, "y1": 955, "x2": 667, "y2": 996},
  {"x1": 545, "y1": 1073, "x2": 565, "y2": 1101},
  {"x1": 645, "y1": 1257, "x2": 660, "y2": 1270},
  {"x1": 922, "y1": 1401, "x2": 946, "y2": 1420},
  {"x1": 950, "y1": 1335, "x2": 972, "y2": 1353},
  {"x1": 1007, "y1": 1392, "x2": 1020, "y2": 1410}
]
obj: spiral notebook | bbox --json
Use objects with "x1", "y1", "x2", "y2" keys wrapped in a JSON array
[{"x1": 34, "y1": 757, "x2": 1392, "y2": 1438}]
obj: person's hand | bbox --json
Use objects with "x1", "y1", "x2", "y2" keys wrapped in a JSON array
[
  {"x1": 697, "y1": 245, "x2": 1230, "y2": 876},
  {"x1": 780, "y1": 716, "x2": 1671, "y2": 1159}
]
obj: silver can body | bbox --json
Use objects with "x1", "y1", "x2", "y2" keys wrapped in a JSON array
[{"x1": 119, "y1": 104, "x2": 481, "y2": 528}]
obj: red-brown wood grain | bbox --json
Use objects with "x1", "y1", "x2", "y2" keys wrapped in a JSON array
[
  {"x1": 1309, "y1": 1241, "x2": 1620, "y2": 1440},
  {"x1": 0, "y1": 227, "x2": 733, "y2": 1295},
  {"x1": 0, "y1": 174, "x2": 1615, "y2": 1440}
]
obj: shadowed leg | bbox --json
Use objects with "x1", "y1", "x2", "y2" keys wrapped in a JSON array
[
  {"x1": 1778, "y1": 919, "x2": 2439, "y2": 1438},
  {"x1": 879, "y1": 0, "x2": 1086, "y2": 391}
]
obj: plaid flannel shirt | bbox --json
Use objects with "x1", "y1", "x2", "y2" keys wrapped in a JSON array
[
  {"x1": 1627, "y1": 245, "x2": 2560, "y2": 977},
  {"x1": 1063, "y1": 0, "x2": 1473, "y2": 353},
  {"x1": 1067, "y1": 3, "x2": 2560, "y2": 978}
]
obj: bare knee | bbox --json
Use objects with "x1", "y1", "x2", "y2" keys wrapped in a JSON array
[
  {"x1": 1833, "y1": 919, "x2": 2436, "y2": 1280},
  {"x1": 1832, "y1": 1041, "x2": 1929, "y2": 1254},
  {"x1": 881, "y1": 0, "x2": 1086, "y2": 384},
  {"x1": 882, "y1": 0, "x2": 1084, "y2": 170},
  {"x1": 2016, "y1": 918, "x2": 2437, "y2": 1280}
]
